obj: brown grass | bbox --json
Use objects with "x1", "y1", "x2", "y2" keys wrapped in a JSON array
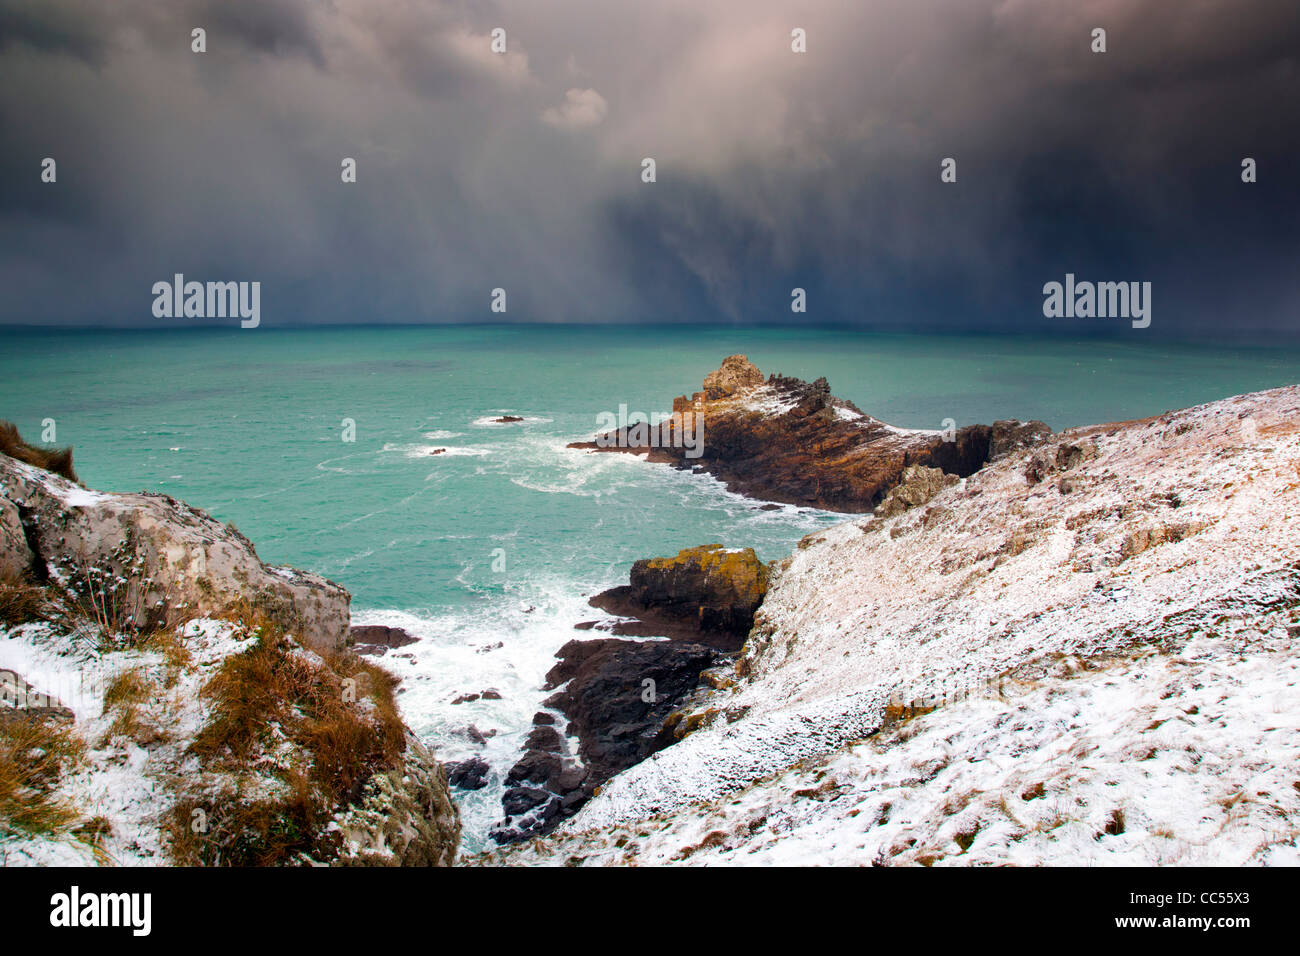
[
  {"x1": 0, "y1": 714, "x2": 85, "y2": 838},
  {"x1": 166, "y1": 613, "x2": 406, "y2": 866},
  {"x1": 100, "y1": 667, "x2": 169, "y2": 748},
  {"x1": 0, "y1": 579, "x2": 48, "y2": 629},
  {"x1": 0, "y1": 420, "x2": 78, "y2": 483}
]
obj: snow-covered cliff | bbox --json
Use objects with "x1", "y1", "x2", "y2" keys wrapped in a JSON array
[{"x1": 495, "y1": 384, "x2": 1300, "y2": 865}]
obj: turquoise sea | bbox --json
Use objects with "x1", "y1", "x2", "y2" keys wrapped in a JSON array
[{"x1": 3, "y1": 324, "x2": 1298, "y2": 846}]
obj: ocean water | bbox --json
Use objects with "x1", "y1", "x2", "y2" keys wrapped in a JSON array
[{"x1": 3, "y1": 324, "x2": 1298, "y2": 847}]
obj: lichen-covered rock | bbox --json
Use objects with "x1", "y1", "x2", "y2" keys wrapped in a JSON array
[
  {"x1": 875, "y1": 465, "x2": 960, "y2": 518},
  {"x1": 585, "y1": 544, "x2": 768, "y2": 649},
  {"x1": 0, "y1": 453, "x2": 350, "y2": 652},
  {"x1": 702, "y1": 354, "x2": 764, "y2": 400},
  {"x1": 631, "y1": 544, "x2": 768, "y2": 632}
]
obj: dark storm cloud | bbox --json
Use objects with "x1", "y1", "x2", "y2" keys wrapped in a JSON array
[
  {"x1": 0, "y1": 0, "x2": 1295, "y2": 337},
  {"x1": 0, "y1": 0, "x2": 106, "y2": 65}
]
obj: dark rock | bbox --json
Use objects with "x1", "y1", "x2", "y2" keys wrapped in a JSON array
[
  {"x1": 543, "y1": 637, "x2": 721, "y2": 787},
  {"x1": 524, "y1": 725, "x2": 565, "y2": 753},
  {"x1": 492, "y1": 633, "x2": 723, "y2": 844},
  {"x1": 445, "y1": 756, "x2": 490, "y2": 791},
  {"x1": 451, "y1": 688, "x2": 501, "y2": 705},
  {"x1": 502, "y1": 786, "x2": 551, "y2": 816},
  {"x1": 505, "y1": 749, "x2": 564, "y2": 785},
  {"x1": 350, "y1": 625, "x2": 419, "y2": 651},
  {"x1": 464, "y1": 723, "x2": 498, "y2": 745},
  {"x1": 586, "y1": 544, "x2": 768, "y2": 649}
]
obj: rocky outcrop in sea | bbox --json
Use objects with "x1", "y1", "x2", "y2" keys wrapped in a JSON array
[
  {"x1": 569, "y1": 354, "x2": 1051, "y2": 512},
  {"x1": 489, "y1": 544, "x2": 768, "y2": 843}
]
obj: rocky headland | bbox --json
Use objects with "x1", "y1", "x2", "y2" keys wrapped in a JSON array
[
  {"x1": 569, "y1": 354, "x2": 1051, "y2": 512},
  {"x1": 485, "y1": 379, "x2": 1300, "y2": 866},
  {"x1": 0, "y1": 423, "x2": 461, "y2": 866}
]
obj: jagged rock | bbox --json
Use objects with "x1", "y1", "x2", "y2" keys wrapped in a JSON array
[
  {"x1": 702, "y1": 354, "x2": 764, "y2": 400},
  {"x1": 350, "y1": 624, "x2": 419, "y2": 657},
  {"x1": 502, "y1": 786, "x2": 552, "y2": 816},
  {"x1": 875, "y1": 465, "x2": 960, "y2": 518},
  {"x1": 0, "y1": 451, "x2": 351, "y2": 652},
  {"x1": 525, "y1": 725, "x2": 565, "y2": 753},
  {"x1": 446, "y1": 756, "x2": 491, "y2": 791},
  {"x1": 1027, "y1": 440, "x2": 1100, "y2": 485},
  {"x1": 0, "y1": 495, "x2": 32, "y2": 581},
  {"x1": 989, "y1": 420, "x2": 1053, "y2": 460},
  {"x1": 587, "y1": 544, "x2": 768, "y2": 648},
  {"x1": 492, "y1": 634, "x2": 723, "y2": 844},
  {"x1": 570, "y1": 357, "x2": 1047, "y2": 512},
  {"x1": 1056, "y1": 441, "x2": 1099, "y2": 470},
  {"x1": 543, "y1": 637, "x2": 722, "y2": 790},
  {"x1": 1119, "y1": 521, "x2": 1206, "y2": 561}
]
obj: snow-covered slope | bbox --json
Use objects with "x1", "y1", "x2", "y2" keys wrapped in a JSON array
[{"x1": 492, "y1": 384, "x2": 1300, "y2": 865}]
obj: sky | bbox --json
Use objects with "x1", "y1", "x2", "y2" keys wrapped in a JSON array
[{"x1": 1, "y1": 0, "x2": 1297, "y2": 338}]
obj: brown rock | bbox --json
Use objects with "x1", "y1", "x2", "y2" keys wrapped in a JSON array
[
  {"x1": 587, "y1": 544, "x2": 768, "y2": 648},
  {"x1": 702, "y1": 354, "x2": 764, "y2": 400},
  {"x1": 571, "y1": 358, "x2": 1046, "y2": 513},
  {"x1": 875, "y1": 465, "x2": 959, "y2": 518}
]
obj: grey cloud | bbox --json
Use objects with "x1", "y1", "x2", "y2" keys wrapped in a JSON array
[{"x1": 0, "y1": 0, "x2": 1296, "y2": 337}]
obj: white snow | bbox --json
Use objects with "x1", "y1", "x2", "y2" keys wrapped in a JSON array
[
  {"x1": 1, "y1": 618, "x2": 254, "y2": 866},
  {"x1": 492, "y1": 384, "x2": 1300, "y2": 866}
]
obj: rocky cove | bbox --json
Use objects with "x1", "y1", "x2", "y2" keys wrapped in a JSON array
[
  {"x1": 4, "y1": 353, "x2": 1300, "y2": 867},
  {"x1": 485, "y1": 358, "x2": 1300, "y2": 864}
]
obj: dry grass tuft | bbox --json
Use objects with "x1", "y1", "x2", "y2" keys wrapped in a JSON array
[
  {"x1": 0, "y1": 420, "x2": 79, "y2": 483},
  {"x1": 0, "y1": 714, "x2": 85, "y2": 838},
  {"x1": 0, "y1": 579, "x2": 49, "y2": 629},
  {"x1": 99, "y1": 667, "x2": 168, "y2": 748},
  {"x1": 166, "y1": 613, "x2": 407, "y2": 866}
]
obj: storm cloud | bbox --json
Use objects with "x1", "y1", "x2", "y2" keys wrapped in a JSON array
[{"x1": 0, "y1": 0, "x2": 1296, "y2": 337}]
